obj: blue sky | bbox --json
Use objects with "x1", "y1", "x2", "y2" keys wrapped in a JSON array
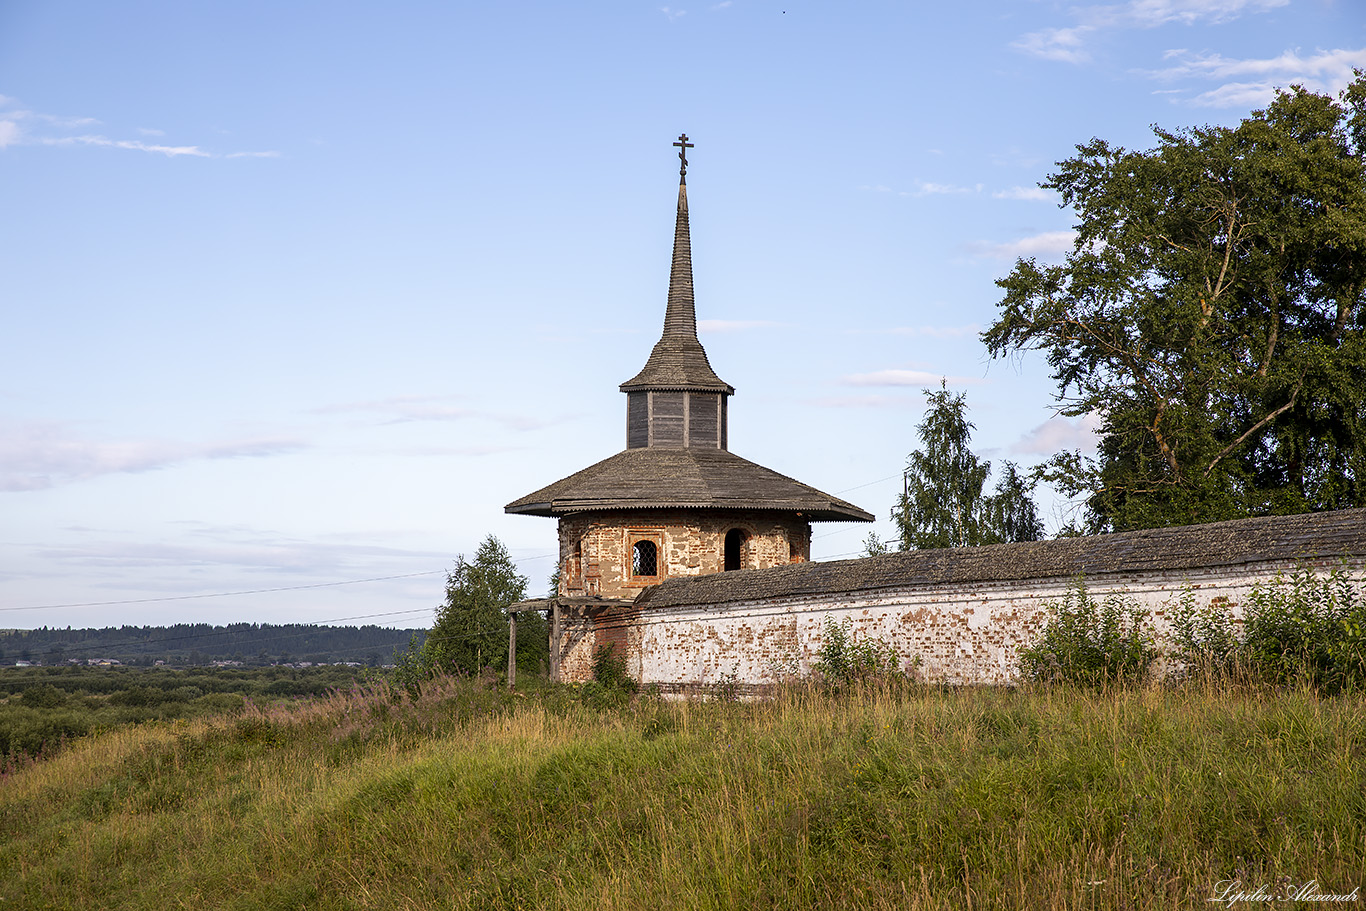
[{"x1": 2, "y1": 0, "x2": 1362, "y2": 630}]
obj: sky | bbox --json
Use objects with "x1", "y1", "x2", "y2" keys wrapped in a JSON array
[{"x1": 2, "y1": 0, "x2": 1363, "y2": 632}]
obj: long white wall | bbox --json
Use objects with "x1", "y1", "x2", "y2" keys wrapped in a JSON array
[{"x1": 633, "y1": 555, "x2": 1364, "y2": 688}]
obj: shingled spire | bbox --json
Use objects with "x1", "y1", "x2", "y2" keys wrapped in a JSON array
[{"x1": 620, "y1": 135, "x2": 734, "y2": 398}]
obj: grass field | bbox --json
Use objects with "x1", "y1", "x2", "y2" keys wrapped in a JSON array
[{"x1": 1, "y1": 676, "x2": 1362, "y2": 910}]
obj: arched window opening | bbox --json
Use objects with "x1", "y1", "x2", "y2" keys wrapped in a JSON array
[
  {"x1": 632, "y1": 540, "x2": 658, "y2": 577},
  {"x1": 724, "y1": 528, "x2": 747, "y2": 571}
]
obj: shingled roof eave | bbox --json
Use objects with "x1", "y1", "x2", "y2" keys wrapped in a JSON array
[
  {"x1": 504, "y1": 499, "x2": 874, "y2": 522},
  {"x1": 503, "y1": 447, "x2": 874, "y2": 523},
  {"x1": 618, "y1": 379, "x2": 735, "y2": 394}
]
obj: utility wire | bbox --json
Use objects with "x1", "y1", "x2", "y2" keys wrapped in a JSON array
[{"x1": 1, "y1": 571, "x2": 451, "y2": 613}]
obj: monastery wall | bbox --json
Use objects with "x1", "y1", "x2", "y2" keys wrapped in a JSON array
[{"x1": 551, "y1": 550, "x2": 1365, "y2": 688}]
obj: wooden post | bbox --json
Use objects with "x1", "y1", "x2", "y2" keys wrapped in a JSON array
[
  {"x1": 507, "y1": 610, "x2": 517, "y2": 691},
  {"x1": 550, "y1": 599, "x2": 561, "y2": 683}
]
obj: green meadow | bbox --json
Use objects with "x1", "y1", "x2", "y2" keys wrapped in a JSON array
[{"x1": 1, "y1": 676, "x2": 1362, "y2": 910}]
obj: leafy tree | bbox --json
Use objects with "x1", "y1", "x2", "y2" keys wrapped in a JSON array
[
  {"x1": 423, "y1": 535, "x2": 528, "y2": 677},
  {"x1": 894, "y1": 382, "x2": 1042, "y2": 549},
  {"x1": 860, "y1": 532, "x2": 891, "y2": 557},
  {"x1": 984, "y1": 76, "x2": 1366, "y2": 532}
]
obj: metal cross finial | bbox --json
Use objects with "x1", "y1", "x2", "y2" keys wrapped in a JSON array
[{"x1": 673, "y1": 133, "x2": 694, "y2": 178}]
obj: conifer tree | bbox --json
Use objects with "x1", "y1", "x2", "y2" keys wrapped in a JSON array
[{"x1": 894, "y1": 383, "x2": 1042, "y2": 549}]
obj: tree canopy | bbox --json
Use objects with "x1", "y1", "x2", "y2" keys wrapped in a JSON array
[
  {"x1": 422, "y1": 535, "x2": 529, "y2": 677},
  {"x1": 894, "y1": 383, "x2": 1042, "y2": 549},
  {"x1": 984, "y1": 75, "x2": 1366, "y2": 532}
]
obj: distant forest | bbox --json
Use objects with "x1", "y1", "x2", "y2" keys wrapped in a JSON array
[{"x1": 0, "y1": 624, "x2": 426, "y2": 667}]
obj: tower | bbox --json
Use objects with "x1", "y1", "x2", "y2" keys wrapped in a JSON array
[{"x1": 506, "y1": 136, "x2": 871, "y2": 680}]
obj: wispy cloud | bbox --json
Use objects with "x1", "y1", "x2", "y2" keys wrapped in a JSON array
[
  {"x1": 1013, "y1": 0, "x2": 1289, "y2": 65},
  {"x1": 313, "y1": 395, "x2": 551, "y2": 432},
  {"x1": 1013, "y1": 26, "x2": 1094, "y2": 64},
  {"x1": 34, "y1": 521, "x2": 447, "y2": 577},
  {"x1": 0, "y1": 421, "x2": 308, "y2": 492},
  {"x1": 40, "y1": 134, "x2": 212, "y2": 157},
  {"x1": 861, "y1": 181, "x2": 983, "y2": 198},
  {"x1": 841, "y1": 369, "x2": 982, "y2": 388},
  {"x1": 698, "y1": 319, "x2": 782, "y2": 333},
  {"x1": 993, "y1": 186, "x2": 1055, "y2": 203},
  {"x1": 661, "y1": 6, "x2": 686, "y2": 22},
  {"x1": 1111, "y1": 0, "x2": 1288, "y2": 29},
  {"x1": 845, "y1": 324, "x2": 980, "y2": 339},
  {"x1": 1146, "y1": 46, "x2": 1366, "y2": 107},
  {"x1": 0, "y1": 96, "x2": 275, "y2": 158},
  {"x1": 1010, "y1": 413, "x2": 1103, "y2": 454},
  {"x1": 312, "y1": 395, "x2": 474, "y2": 423},
  {"x1": 970, "y1": 230, "x2": 1076, "y2": 260}
]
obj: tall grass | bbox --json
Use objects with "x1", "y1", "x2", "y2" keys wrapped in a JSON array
[{"x1": 1, "y1": 677, "x2": 1362, "y2": 910}]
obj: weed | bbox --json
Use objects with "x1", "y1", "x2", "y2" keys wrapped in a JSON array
[
  {"x1": 813, "y1": 617, "x2": 912, "y2": 688},
  {"x1": 1170, "y1": 566, "x2": 1366, "y2": 693},
  {"x1": 1019, "y1": 580, "x2": 1158, "y2": 687}
]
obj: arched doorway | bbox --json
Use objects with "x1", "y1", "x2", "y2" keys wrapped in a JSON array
[{"x1": 724, "y1": 528, "x2": 747, "y2": 571}]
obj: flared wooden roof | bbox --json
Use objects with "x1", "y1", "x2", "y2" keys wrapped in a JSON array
[{"x1": 505, "y1": 447, "x2": 873, "y2": 521}]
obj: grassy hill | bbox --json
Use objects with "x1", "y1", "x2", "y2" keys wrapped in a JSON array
[{"x1": 1, "y1": 678, "x2": 1362, "y2": 910}]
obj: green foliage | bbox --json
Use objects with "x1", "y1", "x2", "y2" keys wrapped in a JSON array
[
  {"x1": 860, "y1": 531, "x2": 890, "y2": 557},
  {"x1": 0, "y1": 665, "x2": 355, "y2": 763},
  {"x1": 1172, "y1": 567, "x2": 1366, "y2": 693},
  {"x1": 0, "y1": 623, "x2": 418, "y2": 667},
  {"x1": 813, "y1": 617, "x2": 909, "y2": 687},
  {"x1": 5, "y1": 682, "x2": 1365, "y2": 909},
  {"x1": 984, "y1": 76, "x2": 1366, "y2": 532},
  {"x1": 589, "y1": 644, "x2": 637, "y2": 694},
  {"x1": 411, "y1": 535, "x2": 529, "y2": 681},
  {"x1": 1019, "y1": 581, "x2": 1158, "y2": 686},
  {"x1": 894, "y1": 382, "x2": 1042, "y2": 549},
  {"x1": 514, "y1": 608, "x2": 550, "y2": 676}
]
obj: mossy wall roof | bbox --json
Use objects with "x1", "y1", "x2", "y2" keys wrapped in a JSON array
[{"x1": 635, "y1": 508, "x2": 1366, "y2": 609}]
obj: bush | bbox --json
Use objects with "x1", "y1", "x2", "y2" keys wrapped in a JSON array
[
  {"x1": 1173, "y1": 566, "x2": 1366, "y2": 694},
  {"x1": 1019, "y1": 581, "x2": 1157, "y2": 687},
  {"x1": 1244, "y1": 567, "x2": 1366, "y2": 694},
  {"x1": 813, "y1": 618, "x2": 908, "y2": 688},
  {"x1": 18, "y1": 684, "x2": 67, "y2": 709},
  {"x1": 590, "y1": 644, "x2": 636, "y2": 693}
]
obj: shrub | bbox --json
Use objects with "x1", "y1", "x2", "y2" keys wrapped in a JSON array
[
  {"x1": 576, "y1": 644, "x2": 638, "y2": 709},
  {"x1": 1243, "y1": 567, "x2": 1365, "y2": 693},
  {"x1": 1019, "y1": 581, "x2": 1157, "y2": 687},
  {"x1": 1169, "y1": 587, "x2": 1242, "y2": 680},
  {"x1": 1169, "y1": 566, "x2": 1366, "y2": 694},
  {"x1": 590, "y1": 644, "x2": 636, "y2": 693},
  {"x1": 18, "y1": 684, "x2": 67, "y2": 709},
  {"x1": 813, "y1": 617, "x2": 908, "y2": 688}
]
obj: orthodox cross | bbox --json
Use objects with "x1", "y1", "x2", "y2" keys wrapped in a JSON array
[{"x1": 674, "y1": 133, "x2": 694, "y2": 178}]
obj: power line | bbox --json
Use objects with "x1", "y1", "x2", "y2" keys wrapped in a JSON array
[{"x1": 1, "y1": 571, "x2": 450, "y2": 613}]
